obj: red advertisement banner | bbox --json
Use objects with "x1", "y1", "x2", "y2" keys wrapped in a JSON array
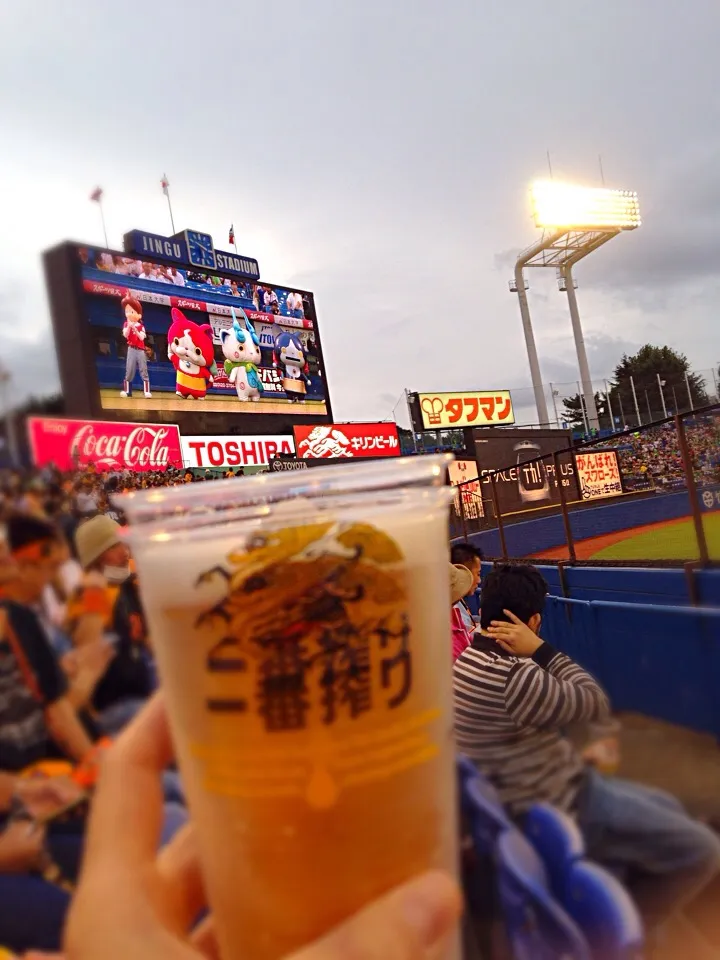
[
  {"x1": 28, "y1": 417, "x2": 183, "y2": 473},
  {"x1": 293, "y1": 423, "x2": 400, "y2": 459},
  {"x1": 82, "y1": 279, "x2": 311, "y2": 328}
]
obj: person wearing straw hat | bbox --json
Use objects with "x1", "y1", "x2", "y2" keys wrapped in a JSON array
[{"x1": 450, "y1": 563, "x2": 474, "y2": 661}]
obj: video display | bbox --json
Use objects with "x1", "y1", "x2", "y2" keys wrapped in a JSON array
[
  {"x1": 77, "y1": 246, "x2": 330, "y2": 418},
  {"x1": 473, "y1": 431, "x2": 579, "y2": 514}
]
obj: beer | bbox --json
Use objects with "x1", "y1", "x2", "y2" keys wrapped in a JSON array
[{"x1": 122, "y1": 457, "x2": 459, "y2": 960}]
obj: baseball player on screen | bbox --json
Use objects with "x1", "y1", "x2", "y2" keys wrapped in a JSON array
[{"x1": 120, "y1": 293, "x2": 152, "y2": 399}]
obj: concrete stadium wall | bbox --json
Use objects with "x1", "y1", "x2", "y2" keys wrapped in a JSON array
[{"x1": 463, "y1": 490, "x2": 692, "y2": 558}]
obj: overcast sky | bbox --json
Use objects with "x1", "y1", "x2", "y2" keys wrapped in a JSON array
[{"x1": 1, "y1": 0, "x2": 719, "y2": 426}]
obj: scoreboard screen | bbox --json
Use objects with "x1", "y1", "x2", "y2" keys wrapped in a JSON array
[{"x1": 43, "y1": 241, "x2": 333, "y2": 434}]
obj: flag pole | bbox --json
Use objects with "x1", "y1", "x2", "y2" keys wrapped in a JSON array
[
  {"x1": 98, "y1": 198, "x2": 109, "y2": 248},
  {"x1": 90, "y1": 188, "x2": 108, "y2": 247},
  {"x1": 162, "y1": 174, "x2": 176, "y2": 234}
]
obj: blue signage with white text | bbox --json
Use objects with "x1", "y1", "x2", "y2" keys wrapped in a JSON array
[{"x1": 123, "y1": 229, "x2": 260, "y2": 280}]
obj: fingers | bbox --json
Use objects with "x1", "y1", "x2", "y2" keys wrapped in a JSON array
[
  {"x1": 503, "y1": 609, "x2": 522, "y2": 624},
  {"x1": 290, "y1": 870, "x2": 461, "y2": 960},
  {"x1": 191, "y1": 916, "x2": 221, "y2": 960},
  {"x1": 156, "y1": 825, "x2": 207, "y2": 934},
  {"x1": 82, "y1": 694, "x2": 173, "y2": 874}
]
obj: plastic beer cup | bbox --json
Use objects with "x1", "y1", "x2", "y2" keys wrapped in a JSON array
[{"x1": 120, "y1": 455, "x2": 460, "y2": 960}]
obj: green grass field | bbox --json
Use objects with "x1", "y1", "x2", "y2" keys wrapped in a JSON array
[{"x1": 591, "y1": 513, "x2": 720, "y2": 561}]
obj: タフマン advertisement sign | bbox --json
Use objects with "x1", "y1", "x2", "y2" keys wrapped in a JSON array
[{"x1": 28, "y1": 417, "x2": 183, "y2": 472}]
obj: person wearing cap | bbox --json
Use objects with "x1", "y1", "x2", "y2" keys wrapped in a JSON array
[
  {"x1": 450, "y1": 543, "x2": 483, "y2": 633},
  {"x1": 67, "y1": 517, "x2": 155, "y2": 735},
  {"x1": 450, "y1": 563, "x2": 474, "y2": 661}
]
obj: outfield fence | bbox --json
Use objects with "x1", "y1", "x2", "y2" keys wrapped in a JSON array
[{"x1": 450, "y1": 403, "x2": 720, "y2": 567}]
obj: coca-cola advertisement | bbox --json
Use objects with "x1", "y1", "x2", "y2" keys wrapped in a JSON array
[{"x1": 28, "y1": 417, "x2": 183, "y2": 473}]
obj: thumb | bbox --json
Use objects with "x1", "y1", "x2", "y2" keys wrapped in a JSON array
[{"x1": 290, "y1": 871, "x2": 461, "y2": 960}]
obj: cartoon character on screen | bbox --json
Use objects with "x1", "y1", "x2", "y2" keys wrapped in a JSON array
[
  {"x1": 220, "y1": 307, "x2": 264, "y2": 402},
  {"x1": 167, "y1": 307, "x2": 218, "y2": 400},
  {"x1": 273, "y1": 331, "x2": 310, "y2": 403},
  {"x1": 120, "y1": 293, "x2": 152, "y2": 399}
]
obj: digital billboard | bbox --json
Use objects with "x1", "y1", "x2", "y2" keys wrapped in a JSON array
[
  {"x1": 473, "y1": 429, "x2": 577, "y2": 515},
  {"x1": 43, "y1": 241, "x2": 333, "y2": 434},
  {"x1": 415, "y1": 391, "x2": 515, "y2": 429}
]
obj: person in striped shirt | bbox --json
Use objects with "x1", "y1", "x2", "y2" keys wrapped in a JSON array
[{"x1": 454, "y1": 564, "x2": 720, "y2": 932}]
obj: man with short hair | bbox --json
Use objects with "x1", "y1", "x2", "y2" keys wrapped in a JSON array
[{"x1": 454, "y1": 563, "x2": 720, "y2": 931}]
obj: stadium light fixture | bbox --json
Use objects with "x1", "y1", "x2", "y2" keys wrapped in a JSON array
[
  {"x1": 531, "y1": 181, "x2": 641, "y2": 231},
  {"x1": 513, "y1": 178, "x2": 642, "y2": 430}
]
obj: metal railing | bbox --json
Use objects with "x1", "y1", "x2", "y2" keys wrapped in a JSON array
[{"x1": 450, "y1": 403, "x2": 720, "y2": 567}]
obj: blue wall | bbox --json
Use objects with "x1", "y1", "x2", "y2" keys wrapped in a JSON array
[
  {"x1": 542, "y1": 596, "x2": 720, "y2": 737},
  {"x1": 478, "y1": 561, "x2": 720, "y2": 607}
]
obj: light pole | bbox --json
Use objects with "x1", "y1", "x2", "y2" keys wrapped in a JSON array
[
  {"x1": 0, "y1": 366, "x2": 19, "y2": 468},
  {"x1": 657, "y1": 374, "x2": 668, "y2": 419},
  {"x1": 616, "y1": 390, "x2": 627, "y2": 429},
  {"x1": 549, "y1": 383, "x2": 561, "y2": 428},
  {"x1": 510, "y1": 265, "x2": 551, "y2": 427},
  {"x1": 563, "y1": 265, "x2": 599, "y2": 430},
  {"x1": 630, "y1": 375, "x2": 642, "y2": 426},
  {"x1": 685, "y1": 372, "x2": 693, "y2": 411},
  {"x1": 517, "y1": 181, "x2": 641, "y2": 434},
  {"x1": 604, "y1": 379, "x2": 616, "y2": 430},
  {"x1": 577, "y1": 380, "x2": 590, "y2": 434}
]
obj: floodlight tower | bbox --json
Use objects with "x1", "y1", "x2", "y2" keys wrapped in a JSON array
[{"x1": 513, "y1": 182, "x2": 641, "y2": 431}]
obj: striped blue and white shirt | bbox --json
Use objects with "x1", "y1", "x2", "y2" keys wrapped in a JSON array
[{"x1": 453, "y1": 635, "x2": 611, "y2": 817}]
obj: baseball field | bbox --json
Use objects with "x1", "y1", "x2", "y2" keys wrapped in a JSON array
[{"x1": 533, "y1": 513, "x2": 720, "y2": 562}]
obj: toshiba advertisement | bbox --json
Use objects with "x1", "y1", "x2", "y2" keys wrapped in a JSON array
[
  {"x1": 181, "y1": 435, "x2": 294, "y2": 469},
  {"x1": 293, "y1": 423, "x2": 400, "y2": 459}
]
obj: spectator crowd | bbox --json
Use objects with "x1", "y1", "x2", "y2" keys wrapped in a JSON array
[{"x1": 591, "y1": 415, "x2": 720, "y2": 491}]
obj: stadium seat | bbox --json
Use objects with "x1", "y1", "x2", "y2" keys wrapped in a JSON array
[
  {"x1": 564, "y1": 859, "x2": 644, "y2": 960},
  {"x1": 524, "y1": 802, "x2": 585, "y2": 897},
  {"x1": 495, "y1": 828, "x2": 591, "y2": 960},
  {"x1": 456, "y1": 753, "x2": 478, "y2": 787},
  {"x1": 463, "y1": 771, "x2": 511, "y2": 855}
]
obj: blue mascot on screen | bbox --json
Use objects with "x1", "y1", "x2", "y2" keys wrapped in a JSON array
[
  {"x1": 273, "y1": 331, "x2": 310, "y2": 403},
  {"x1": 220, "y1": 307, "x2": 264, "y2": 402}
]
